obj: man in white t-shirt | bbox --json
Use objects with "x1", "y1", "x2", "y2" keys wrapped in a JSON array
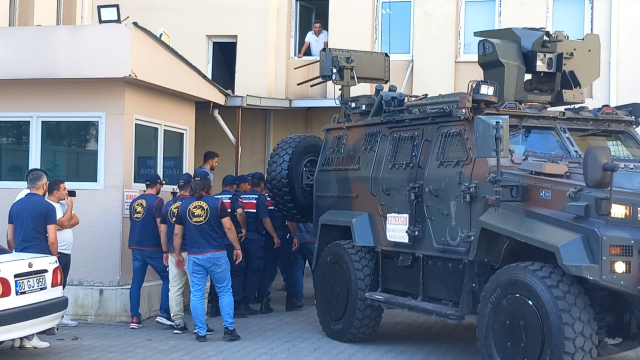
[
  {"x1": 46, "y1": 179, "x2": 80, "y2": 327},
  {"x1": 14, "y1": 168, "x2": 47, "y2": 203},
  {"x1": 297, "y1": 20, "x2": 328, "y2": 58}
]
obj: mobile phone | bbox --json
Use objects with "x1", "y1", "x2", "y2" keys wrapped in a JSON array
[{"x1": 67, "y1": 190, "x2": 77, "y2": 198}]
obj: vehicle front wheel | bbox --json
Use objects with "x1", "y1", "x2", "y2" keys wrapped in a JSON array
[
  {"x1": 477, "y1": 262, "x2": 598, "y2": 360},
  {"x1": 316, "y1": 240, "x2": 383, "y2": 342}
]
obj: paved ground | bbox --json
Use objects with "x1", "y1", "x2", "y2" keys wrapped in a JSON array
[{"x1": 2, "y1": 273, "x2": 640, "y2": 360}]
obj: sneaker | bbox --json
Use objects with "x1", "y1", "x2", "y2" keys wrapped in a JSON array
[
  {"x1": 196, "y1": 334, "x2": 207, "y2": 342},
  {"x1": 59, "y1": 315, "x2": 79, "y2": 327},
  {"x1": 11, "y1": 339, "x2": 21, "y2": 350},
  {"x1": 173, "y1": 322, "x2": 189, "y2": 334},
  {"x1": 193, "y1": 326, "x2": 214, "y2": 335},
  {"x1": 223, "y1": 327, "x2": 241, "y2": 341},
  {"x1": 155, "y1": 313, "x2": 174, "y2": 326},
  {"x1": 20, "y1": 335, "x2": 49, "y2": 349},
  {"x1": 130, "y1": 317, "x2": 142, "y2": 329}
]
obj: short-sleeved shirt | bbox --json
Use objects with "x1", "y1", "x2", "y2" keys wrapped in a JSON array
[
  {"x1": 46, "y1": 199, "x2": 74, "y2": 254},
  {"x1": 128, "y1": 193, "x2": 165, "y2": 250},
  {"x1": 8, "y1": 193, "x2": 58, "y2": 255},
  {"x1": 196, "y1": 166, "x2": 215, "y2": 186},
  {"x1": 13, "y1": 189, "x2": 29, "y2": 203},
  {"x1": 305, "y1": 30, "x2": 328, "y2": 56},
  {"x1": 175, "y1": 195, "x2": 230, "y2": 255},
  {"x1": 160, "y1": 195, "x2": 189, "y2": 253},
  {"x1": 296, "y1": 223, "x2": 315, "y2": 243},
  {"x1": 240, "y1": 189, "x2": 269, "y2": 238}
]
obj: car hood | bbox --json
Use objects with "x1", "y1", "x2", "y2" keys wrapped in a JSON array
[{"x1": 0, "y1": 252, "x2": 52, "y2": 263}]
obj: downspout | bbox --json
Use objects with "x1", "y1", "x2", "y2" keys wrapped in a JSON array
[
  {"x1": 211, "y1": 107, "x2": 237, "y2": 146},
  {"x1": 609, "y1": 0, "x2": 618, "y2": 106},
  {"x1": 400, "y1": 60, "x2": 414, "y2": 93},
  {"x1": 81, "y1": 0, "x2": 87, "y2": 25}
]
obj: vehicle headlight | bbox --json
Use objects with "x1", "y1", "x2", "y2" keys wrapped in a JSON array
[
  {"x1": 613, "y1": 261, "x2": 629, "y2": 274},
  {"x1": 611, "y1": 204, "x2": 631, "y2": 219},
  {"x1": 479, "y1": 84, "x2": 495, "y2": 96}
]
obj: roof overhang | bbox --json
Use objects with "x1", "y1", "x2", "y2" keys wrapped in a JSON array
[
  {"x1": 225, "y1": 95, "x2": 340, "y2": 109},
  {"x1": 0, "y1": 23, "x2": 228, "y2": 105}
]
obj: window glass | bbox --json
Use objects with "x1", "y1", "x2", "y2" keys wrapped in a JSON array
[
  {"x1": 40, "y1": 121, "x2": 99, "y2": 182},
  {"x1": 134, "y1": 124, "x2": 159, "y2": 184},
  {"x1": 463, "y1": 0, "x2": 495, "y2": 55},
  {"x1": 509, "y1": 128, "x2": 570, "y2": 157},
  {"x1": 381, "y1": 1, "x2": 412, "y2": 55},
  {"x1": 569, "y1": 130, "x2": 640, "y2": 160},
  {"x1": 162, "y1": 130, "x2": 184, "y2": 186},
  {"x1": 552, "y1": 0, "x2": 585, "y2": 40},
  {"x1": 0, "y1": 121, "x2": 30, "y2": 181}
]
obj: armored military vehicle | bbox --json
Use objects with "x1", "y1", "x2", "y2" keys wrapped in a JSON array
[{"x1": 266, "y1": 28, "x2": 640, "y2": 359}]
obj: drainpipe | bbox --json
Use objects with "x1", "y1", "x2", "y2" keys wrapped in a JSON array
[
  {"x1": 211, "y1": 108, "x2": 237, "y2": 147},
  {"x1": 400, "y1": 60, "x2": 414, "y2": 93},
  {"x1": 235, "y1": 108, "x2": 242, "y2": 176},
  {"x1": 609, "y1": 0, "x2": 618, "y2": 106},
  {"x1": 265, "y1": 110, "x2": 273, "y2": 171},
  {"x1": 81, "y1": 0, "x2": 87, "y2": 25}
]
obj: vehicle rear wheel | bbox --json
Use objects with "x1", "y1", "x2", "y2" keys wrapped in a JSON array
[
  {"x1": 316, "y1": 240, "x2": 383, "y2": 342},
  {"x1": 477, "y1": 262, "x2": 598, "y2": 360},
  {"x1": 266, "y1": 134, "x2": 322, "y2": 223}
]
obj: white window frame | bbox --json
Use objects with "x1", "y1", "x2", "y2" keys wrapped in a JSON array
[
  {"x1": 546, "y1": 0, "x2": 592, "y2": 40},
  {"x1": 132, "y1": 115, "x2": 189, "y2": 191},
  {"x1": 290, "y1": 0, "x2": 323, "y2": 60},
  {"x1": 207, "y1": 37, "x2": 238, "y2": 81},
  {"x1": 0, "y1": 112, "x2": 106, "y2": 190},
  {"x1": 374, "y1": 0, "x2": 415, "y2": 60},
  {"x1": 457, "y1": 0, "x2": 501, "y2": 62}
]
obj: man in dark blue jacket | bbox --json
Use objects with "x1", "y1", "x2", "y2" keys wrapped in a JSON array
[
  {"x1": 128, "y1": 174, "x2": 171, "y2": 329},
  {"x1": 211, "y1": 175, "x2": 248, "y2": 318},
  {"x1": 173, "y1": 169, "x2": 242, "y2": 342}
]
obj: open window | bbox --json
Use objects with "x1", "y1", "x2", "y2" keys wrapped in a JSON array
[
  {"x1": 291, "y1": 0, "x2": 330, "y2": 59},
  {"x1": 208, "y1": 37, "x2": 237, "y2": 94},
  {"x1": 375, "y1": 0, "x2": 414, "y2": 60},
  {"x1": 458, "y1": 0, "x2": 500, "y2": 61}
]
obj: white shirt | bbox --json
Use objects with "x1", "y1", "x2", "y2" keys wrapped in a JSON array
[
  {"x1": 46, "y1": 199, "x2": 75, "y2": 254},
  {"x1": 13, "y1": 189, "x2": 29, "y2": 203},
  {"x1": 304, "y1": 30, "x2": 328, "y2": 57}
]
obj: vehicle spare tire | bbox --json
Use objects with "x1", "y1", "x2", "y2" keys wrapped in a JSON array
[{"x1": 267, "y1": 134, "x2": 323, "y2": 223}]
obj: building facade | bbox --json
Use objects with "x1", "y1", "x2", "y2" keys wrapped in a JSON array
[{"x1": 0, "y1": 0, "x2": 638, "y2": 321}]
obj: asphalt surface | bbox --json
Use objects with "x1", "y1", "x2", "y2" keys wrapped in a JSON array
[{"x1": 1, "y1": 272, "x2": 640, "y2": 360}]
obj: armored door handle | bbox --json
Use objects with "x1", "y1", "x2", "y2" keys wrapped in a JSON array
[{"x1": 427, "y1": 186, "x2": 439, "y2": 197}]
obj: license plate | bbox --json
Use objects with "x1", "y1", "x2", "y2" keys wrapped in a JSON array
[{"x1": 15, "y1": 275, "x2": 47, "y2": 295}]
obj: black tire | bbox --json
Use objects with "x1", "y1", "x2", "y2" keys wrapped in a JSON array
[
  {"x1": 477, "y1": 262, "x2": 598, "y2": 360},
  {"x1": 266, "y1": 134, "x2": 322, "y2": 223},
  {"x1": 315, "y1": 240, "x2": 383, "y2": 342}
]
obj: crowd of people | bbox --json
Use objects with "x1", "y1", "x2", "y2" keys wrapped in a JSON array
[
  {"x1": 127, "y1": 151, "x2": 317, "y2": 342},
  {"x1": 2, "y1": 151, "x2": 318, "y2": 349}
]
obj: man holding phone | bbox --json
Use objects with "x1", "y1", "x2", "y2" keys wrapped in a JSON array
[{"x1": 46, "y1": 179, "x2": 80, "y2": 327}]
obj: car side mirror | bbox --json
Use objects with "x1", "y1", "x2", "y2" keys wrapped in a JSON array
[
  {"x1": 583, "y1": 146, "x2": 619, "y2": 189},
  {"x1": 474, "y1": 115, "x2": 510, "y2": 158}
]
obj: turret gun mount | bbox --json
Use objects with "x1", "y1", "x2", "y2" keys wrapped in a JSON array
[{"x1": 475, "y1": 28, "x2": 601, "y2": 107}]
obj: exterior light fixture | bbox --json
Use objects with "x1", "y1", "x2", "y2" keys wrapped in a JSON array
[{"x1": 97, "y1": 4, "x2": 121, "y2": 24}]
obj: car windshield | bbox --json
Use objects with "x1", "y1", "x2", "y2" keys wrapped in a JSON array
[
  {"x1": 569, "y1": 130, "x2": 640, "y2": 160},
  {"x1": 509, "y1": 127, "x2": 570, "y2": 157}
]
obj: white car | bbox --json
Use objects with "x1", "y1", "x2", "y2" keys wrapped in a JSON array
[{"x1": 0, "y1": 251, "x2": 68, "y2": 346}]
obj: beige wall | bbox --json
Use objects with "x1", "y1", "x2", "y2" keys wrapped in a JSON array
[
  {"x1": 0, "y1": 80, "x2": 126, "y2": 286},
  {"x1": 0, "y1": 0, "x2": 9, "y2": 27},
  {"x1": 500, "y1": 0, "x2": 546, "y2": 28},
  {"x1": 614, "y1": 0, "x2": 640, "y2": 106},
  {"x1": 34, "y1": 0, "x2": 57, "y2": 26},
  {"x1": 390, "y1": 60, "x2": 413, "y2": 95},
  {"x1": 286, "y1": 60, "x2": 328, "y2": 99}
]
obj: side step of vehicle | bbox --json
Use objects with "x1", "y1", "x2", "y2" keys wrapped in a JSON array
[{"x1": 365, "y1": 292, "x2": 464, "y2": 321}]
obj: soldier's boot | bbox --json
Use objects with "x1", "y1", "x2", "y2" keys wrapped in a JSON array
[
  {"x1": 260, "y1": 297, "x2": 274, "y2": 314},
  {"x1": 239, "y1": 298, "x2": 260, "y2": 315},
  {"x1": 285, "y1": 294, "x2": 304, "y2": 312},
  {"x1": 234, "y1": 301, "x2": 249, "y2": 318}
]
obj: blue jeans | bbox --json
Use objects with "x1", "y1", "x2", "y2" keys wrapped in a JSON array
[
  {"x1": 130, "y1": 249, "x2": 170, "y2": 319},
  {"x1": 295, "y1": 242, "x2": 316, "y2": 301},
  {"x1": 189, "y1": 252, "x2": 234, "y2": 335}
]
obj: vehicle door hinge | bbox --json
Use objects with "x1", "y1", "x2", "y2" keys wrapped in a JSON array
[
  {"x1": 406, "y1": 225, "x2": 421, "y2": 238},
  {"x1": 461, "y1": 230, "x2": 476, "y2": 242},
  {"x1": 460, "y1": 182, "x2": 478, "y2": 202},
  {"x1": 406, "y1": 182, "x2": 423, "y2": 201}
]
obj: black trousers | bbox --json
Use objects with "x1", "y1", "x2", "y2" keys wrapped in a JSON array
[
  {"x1": 258, "y1": 232, "x2": 297, "y2": 299},
  {"x1": 209, "y1": 244, "x2": 246, "y2": 303},
  {"x1": 58, "y1": 252, "x2": 71, "y2": 289},
  {"x1": 240, "y1": 234, "x2": 265, "y2": 302}
]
